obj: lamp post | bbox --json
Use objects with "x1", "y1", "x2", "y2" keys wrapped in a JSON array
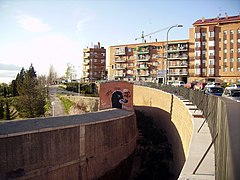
[{"x1": 165, "y1": 24, "x2": 183, "y2": 85}]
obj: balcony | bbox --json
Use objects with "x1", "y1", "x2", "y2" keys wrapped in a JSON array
[
  {"x1": 114, "y1": 47, "x2": 126, "y2": 56},
  {"x1": 114, "y1": 74, "x2": 125, "y2": 78},
  {"x1": 137, "y1": 66, "x2": 149, "y2": 70},
  {"x1": 83, "y1": 60, "x2": 90, "y2": 65},
  {"x1": 168, "y1": 55, "x2": 188, "y2": 60},
  {"x1": 115, "y1": 66, "x2": 126, "y2": 70},
  {"x1": 138, "y1": 73, "x2": 150, "y2": 77},
  {"x1": 168, "y1": 71, "x2": 188, "y2": 76},
  {"x1": 83, "y1": 53, "x2": 90, "y2": 59},
  {"x1": 136, "y1": 58, "x2": 149, "y2": 62},
  {"x1": 168, "y1": 47, "x2": 188, "y2": 53},
  {"x1": 168, "y1": 63, "x2": 188, "y2": 68},
  {"x1": 114, "y1": 58, "x2": 126, "y2": 63},
  {"x1": 137, "y1": 50, "x2": 149, "y2": 54}
]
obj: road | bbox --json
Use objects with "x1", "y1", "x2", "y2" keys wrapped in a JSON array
[{"x1": 48, "y1": 85, "x2": 78, "y2": 117}]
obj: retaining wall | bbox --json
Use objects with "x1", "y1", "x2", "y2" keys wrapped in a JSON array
[
  {"x1": 133, "y1": 85, "x2": 193, "y2": 178},
  {"x1": 0, "y1": 109, "x2": 137, "y2": 180}
]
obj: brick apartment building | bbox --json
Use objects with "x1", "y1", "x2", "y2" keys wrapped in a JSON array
[
  {"x1": 189, "y1": 14, "x2": 240, "y2": 83},
  {"x1": 108, "y1": 40, "x2": 189, "y2": 83},
  {"x1": 108, "y1": 14, "x2": 240, "y2": 84},
  {"x1": 82, "y1": 42, "x2": 106, "y2": 82}
]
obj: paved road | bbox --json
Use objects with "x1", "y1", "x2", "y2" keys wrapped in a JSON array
[{"x1": 48, "y1": 85, "x2": 75, "y2": 117}]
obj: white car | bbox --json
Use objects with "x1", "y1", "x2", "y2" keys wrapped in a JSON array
[
  {"x1": 171, "y1": 81, "x2": 185, "y2": 87},
  {"x1": 222, "y1": 88, "x2": 240, "y2": 101},
  {"x1": 226, "y1": 84, "x2": 240, "y2": 89},
  {"x1": 204, "y1": 82, "x2": 221, "y2": 88}
]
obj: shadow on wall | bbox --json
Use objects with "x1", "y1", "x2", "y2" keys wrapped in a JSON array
[{"x1": 134, "y1": 106, "x2": 185, "y2": 180}]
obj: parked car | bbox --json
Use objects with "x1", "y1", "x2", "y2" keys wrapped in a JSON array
[
  {"x1": 226, "y1": 84, "x2": 240, "y2": 89},
  {"x1": 222, "y1": 88, "x2": 240, "y2": 101},
  {"x1": 204, "y1": 82, "x2": 221, "y2": 88},
  {"x1": 203, "y1": 87, "x2": 224, "y2": 96},
  {"x1": 171, "y1": 81, "x2": 185, "y2": 87}
]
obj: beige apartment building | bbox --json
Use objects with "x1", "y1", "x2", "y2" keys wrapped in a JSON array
[
  {"x1": 189, "y1": 14, "x2": 240, "y2": 83},
  {"x1": 82, "y1": 43, "x2": 106, "y2": 82},
  {"x1": 108, "y1": 40, "x2": 189, "y2": 83}
]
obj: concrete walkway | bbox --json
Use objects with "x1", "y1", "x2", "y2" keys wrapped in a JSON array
[
  {"x1": 178, "y1": 97, "x2": 215, "y2": 180},
  {"x1": 48, "y1": 86, "x2": 67, "y2": 117}
]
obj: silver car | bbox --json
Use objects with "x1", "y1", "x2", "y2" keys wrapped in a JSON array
[{"x1": 222, "y1": 88, "x2": 240, "y2": 101}]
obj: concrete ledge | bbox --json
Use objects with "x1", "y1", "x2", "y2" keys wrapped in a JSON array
[{"x1": 178, "y1": 96, "x2": 215, "y2": 180}]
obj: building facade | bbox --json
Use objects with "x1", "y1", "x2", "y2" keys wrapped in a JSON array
[
  {"x1": 83, "y1": 43, "x2": 106, "y2": 82},
  {"x1": 108, "y1": 40, "x2": 189, "y2": 83},
  {"x1": 189, "y1": 14, "x2": 240, "y2": 83}
]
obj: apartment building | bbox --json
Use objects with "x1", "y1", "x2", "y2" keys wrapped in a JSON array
[
  {"x1": 189, "y1": 14, "x2": 240, "y2": 83},
  {"x1": 82, "y1": 42, "x2": 106, "y2": 82},
  {"x1": 108, "y1": 40, "x2": 189, "y2": 83}
]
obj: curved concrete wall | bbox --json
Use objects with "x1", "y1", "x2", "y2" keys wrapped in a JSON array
[
  {"x1": 133, "y1": 85, "x2": 193, "y2": 178},
  {"x1": 0, "y1": 109, "x2": 137, "y2": 180}
]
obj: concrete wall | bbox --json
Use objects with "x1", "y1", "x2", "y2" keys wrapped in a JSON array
[
  {"x1": 0, "y1": 109, "x2": 137, "y2": 180},
  {"x1": 63, "y1": 95, "x2": 99, "y2": 113},
  {"x1": 133, "y1": 85, "x2": 193, "y2": 178}
]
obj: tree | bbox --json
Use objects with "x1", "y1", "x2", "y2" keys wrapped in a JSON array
[
  {"x1": 47, "y1": 64, "x2": 58, "y2": 84},
  {"x1": 15, "y1": 64, "x2": 46, "y2": 118},
  {"x1": 11, "y1": 80, "x2": 18, "y2": 96},
  {"x1": 5, "y1": 100, "x2": 10, "y2": 120},
  {"x1": 0, "y1": 100, "x2": 4, "y2": 119},
  {"x1": 65, "y1": 63, "x2": 76, "y2": 81}
]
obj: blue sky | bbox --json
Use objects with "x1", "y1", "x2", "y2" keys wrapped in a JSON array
[{"x1": 0, "y1": 0, "x2": 239, "y2": 83}]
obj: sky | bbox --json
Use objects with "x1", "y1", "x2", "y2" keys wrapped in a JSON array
[{"x1": 0, "y1": 0, "x2": 240, "y2": 83}]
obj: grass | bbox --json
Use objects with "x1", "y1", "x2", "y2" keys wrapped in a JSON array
[{"x1": 58, "y1": 95, "x2": 75, "y2": 114}]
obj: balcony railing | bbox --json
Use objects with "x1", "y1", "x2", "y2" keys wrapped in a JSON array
[
  {"x1": 83, "y1": 60, "x2": 90, "y2": 65},
  {"x1": 136, "y1": 58, "x2": 149, "y2": 62},
  {"x1": 114, "y1": 58, "x2": 127, "y2": 63},
  {"x1": 168, "y1": 63, "x2": 188, "y2": 68},
  {"x1": 137, "y1": 50, "x2": 149, "y2": 54},
  {"x1": 137, "y1": 66, "x2": 149, "y2": 70},
  {"x1": 168, "y1": 71, "x2": 188, "y2": 76}
]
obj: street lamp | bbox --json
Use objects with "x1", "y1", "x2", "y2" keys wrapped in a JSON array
[{"x1": 165, "y1": 24, "x2": 183, "y2": 85}]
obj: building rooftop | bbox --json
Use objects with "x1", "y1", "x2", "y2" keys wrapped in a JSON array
[{"x1": 193, "y1": 15, "x2": 240, "y2": 26}]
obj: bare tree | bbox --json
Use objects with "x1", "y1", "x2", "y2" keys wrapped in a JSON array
[{"x1": 47, "y1": 64, "x2": 58, "y2": 84}]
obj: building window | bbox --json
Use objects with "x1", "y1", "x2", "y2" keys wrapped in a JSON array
[
  {"x1": 195, "y1": 60, "x2": 201, "y2": 65},
  {"x1": 195, "y1": 33, "x2": 200, "y2": 38},
  {"x1": 230, "y1": 30, "x2": 234, "y2": 34},
  {"x1": 230, "y1": 49, "x2": 234, "y2": 53},
  {"x1": 202, "y1": 42, "x2": 206, "y2": 49},
  {"x1": 238, "y1": 48, "x2": 240, "y2": 53},
  {"x1": 238, "y1": 67, "x2": 240, "y2": 72},
  {"x1": 238, "y1": 29, "x2": 240, "y2": 34},
  {"x1": 223, "y1": 30, "x2": 227, "y2": 35},
  {"x1": 230, "y1": 68, "x2": 234, "y2": 72},
  {"x1": 238, "y1": 39, "x2": 240, "y2": 43},
  {"x1": 128, "y1": 48, "x2": 131, "y2": 52},
  {"x1": 195, "y1": 42, "x2": 201, "y2": 47},
  {"x1": 209, "y1": 31, "x2": 214, "y2": 37},
  {"x1": 230, "y1": 39, "x2": 234, "y2": 44},
  {"x1": 209, "y1": 59, "x2": 215, "y2": 65},
  {"x1": 202, "y1": 68, "x2": 206, "y2": 73},
  {"x1": 208, "y1": 41, "x2": 215, "y2": 46},
  {"x1": 224, "y1": 58, "x2": 227, "y2": 62},
  {"x1": 209, "y1": 50, "x2": 215, "y2": 56},
  {"x1": 238, "y1": 58, "x2": 240, "y2": 62},
  {"x1": 94, "y1": 59, "x2": 97, "y2": 62},
  {"x1": 209, "y1": 68, "x2": 214, "y2": 74},
  {"x1": 224, "y1": 49, "x2": 227, "y2": 53},
  {"x1": 195, "y1": 51, "x2": 201, "y2": 56},
  {"x1": 223, "y1": 67, "x2": 227, "y2": 72},
  {"x1": 101, "y1": 59, "x2": 105, "y2": 63},
  {"x1": 195, "y1": 68, "x2": 200, "y2": 75},
  {"x1": 230, "y1": 58, "x2": 234, "y2": 62},
  {"x1": 224, "y1": 40, "x2": 227, "y2": 44}
]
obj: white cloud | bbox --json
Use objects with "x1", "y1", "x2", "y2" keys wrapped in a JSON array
[{"x1": 17, "y1": 15, "x2": 52, "y2": 32}]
